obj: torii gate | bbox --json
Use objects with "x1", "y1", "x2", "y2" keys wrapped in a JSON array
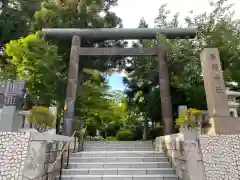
[{"x1": 42, "y1": 28, "x2": 197, "y2": 136}]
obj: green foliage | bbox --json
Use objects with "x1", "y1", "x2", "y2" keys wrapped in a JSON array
[
  {"x1": 176, "y1": 108, "x2": 202, "y2": 128},
  {"x1": 116, "y1": 130, "x2": 134, "y2": 141},
  {"x1": 148, "y1": 127, "x2": 163, "y2": 139},
  {"x1": 1, "y1": 0, "x2": 125, "y2": 134},
  {"x1": 27, "y1": 106, "x2": 55, "y2": 132},
  {"x1": 125, "y1": 0, "x2": 240, "y2": 135},
  {"x1": 75, "y1": 69, "x2": 126, "y2": 137},
  {"x1": 122, "y1": 119, "x2": 143, "y2": 140},
  {"x1": 3, "y1": 0, "x2": 240, "y2": 138},
  {"x1": 105, "y1": 136, "x2": 118, "y2": 141},
  {"x1": 5, "y1": 33, "x2": 64, "y2": 105}
]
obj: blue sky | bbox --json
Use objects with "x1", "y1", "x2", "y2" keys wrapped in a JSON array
[
  {"x1": 107, "y1": 74, "x2": 125, "y2": 91},
  {"x1": 107, "y1": 0, "x2": 240, "y2": 91}
]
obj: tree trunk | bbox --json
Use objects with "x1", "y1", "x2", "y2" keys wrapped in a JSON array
[
  {"x1": 2, "y1": 0, "x2": 9, "y2": 14},
  {"x1": 151, "y1": 119, "x2": 155, "y2": 128},
  {"x1": 56, "y1": 105, "x2": 63, "y2": 134},
  {"x1": 143, "y1": 114, "x2": 149, "y2": 140},
  {"x1": 105, "y1": 130, "x2": 108, "y2": 139},
  {"x1": 157, "y1": 47, "x2": 173, "y2": 135}
]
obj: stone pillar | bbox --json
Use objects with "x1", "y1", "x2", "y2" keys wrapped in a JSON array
[
  {"x1": 63, "y1": 35, "x2": 81, "y2": 136},
  {"x1": 0, "y1": 80, "x2": 26, "y2": 132},
  {"x1": 200, "y1": 48, "x2": 240, "y2": 135},
  {"x1": 178, "y1": 105, "x2": 188, "y2": 132},
  {"x1": 200, "y1": 48, "x2": 229, "y2": 117},
  {"x1": 0, "y1": 106, "x2": 21, "y2": 132},
  {"x1": 49, "y1": 106, "x2": 57, "y2": 134},
  {"x1": 157, "y1": 48, "x2": 174, "y2": 135}
]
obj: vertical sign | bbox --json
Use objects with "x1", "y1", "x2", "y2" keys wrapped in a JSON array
[
  {"x1": 0, "y1": 79, "x2": 26, "y2": 108},
  {"x1": 200, "y1": 48, "x2": 229, "y2": 117}
]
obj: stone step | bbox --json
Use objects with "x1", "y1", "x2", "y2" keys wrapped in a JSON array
[
  {"x1": 70, "y1": 151, "x2": 165, "y2": 158},
  {"x1": 84, "y1": 141, "x2": 153, "y2": 145},
  {"x1": 69, "y1": 157, "x2": 169, "y2": 163},
  {"x1": 59, "y1": 174, "x2": 178, "y2": 180},
  {"x1": 83, "y1": 147, "x2": 154, "y2": 151},
  {"x1": 62, "y1": 168, "x2": 175, "y2": 175},
  {"x1": 83, "y1": 145, "x2": 153, "y2": 149},
  {"x1": 68, "y1": 162, "x2": 171, "y2": 169}
]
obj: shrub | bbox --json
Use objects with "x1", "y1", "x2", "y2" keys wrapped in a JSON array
[
  {"x1": 116, "y1": 130, "x2": 134, "y2": 141},
  {"x1": 27, "y1": 106, "x2": 55, "y2": 132},
  {"x1": 123, "y1": 121, "x2": 143, "y2": 140},
  {"x1": 105, "y1": 136, "x2": 118, "y2": 141},
  {"x1": 148, "y1": 127, "x2": 163, "y2": 139},
  {"x1": 176, "y1": 108, "x2": 202, "y2": 128}
]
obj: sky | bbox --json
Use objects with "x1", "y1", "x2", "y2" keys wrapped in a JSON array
[{"x1": 107, "y1": 0, "x2": 240, "y2": 91}]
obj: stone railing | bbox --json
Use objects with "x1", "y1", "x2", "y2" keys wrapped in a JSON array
[
  {"x1": 0, "y1": 130, "x2": 82, "y2": 180},
  {"x1": 155, "y1": 132, "x2": 206, "y2": 180},
  {"x1": 23, "y1": 131, "x2": 82, "y2": 180}
]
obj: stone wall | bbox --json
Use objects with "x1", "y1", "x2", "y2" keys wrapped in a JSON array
[
  {"x1": 22, "y1": 130, "x2": 78, "y2": 179},
  {"x1": 0, "y1": 132, "x2": 30, "y2": 180},
  {"x1": 155, "y1": 132, "x2": 206, "y2": 180},
  {"x1": 199, "y1": 134, "x2": 240, "y2": 180}
]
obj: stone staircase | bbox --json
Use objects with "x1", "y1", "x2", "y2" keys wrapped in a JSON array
[{"x1": 60, "y1": 141, "x2": 178, "y2": 180}]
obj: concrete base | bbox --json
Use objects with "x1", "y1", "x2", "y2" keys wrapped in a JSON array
[
  {"x1": 0, "y1": 106, "x2": 22, "y2": 132},
  {"x1": 207, "y1": 116, "x2": 240, "y2": 135}
]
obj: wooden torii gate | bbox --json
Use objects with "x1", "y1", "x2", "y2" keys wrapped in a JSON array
[{"x1": 42, "y1": 28, "x2": 197, "y2": 136}]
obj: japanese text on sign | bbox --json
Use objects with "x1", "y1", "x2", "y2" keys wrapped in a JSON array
[
  {"x1": 212, "y1": 64, "x2": 219, "y2": 71},
  {"x1": 208, "y1": 54, "x2": 217, "y2": 61},
  {"x1": 208, "y1": 53, "x2": 224, "y2": 94},
  {"x1": 212, "y1": 74, "x2": 220, "y2": 80},
  {"x1": 216, "y1": 86, "x2": 224, "y2": 94}
]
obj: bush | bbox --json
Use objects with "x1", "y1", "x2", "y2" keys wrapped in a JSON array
[
  {"x1": 116, "y1": 130, "x2": 134, "y2": 141},
  {"x1": 105, "y1": 136, "x2": 118, "y2": 141},
  {"x1": 27, "y1": 106, "x2": 55, "y2": 132},
  {"x1": 123, "y1": 121, "x2": 143, "y2": 140},
  {"x1": 148, "y1": 127, "x2": 163, "y2": 139}
]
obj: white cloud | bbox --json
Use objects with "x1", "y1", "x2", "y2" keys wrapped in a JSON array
[
  {"x1": 108, "y1": 70, "x2": 126, "y2": 77},
  {"x1": 112, "y1": 0, "x2": 240, "y2": 28}
]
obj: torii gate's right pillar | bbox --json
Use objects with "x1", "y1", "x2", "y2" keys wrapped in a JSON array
[{"x1": 200, "y1": 48, "x2": 240, "y2": 135}]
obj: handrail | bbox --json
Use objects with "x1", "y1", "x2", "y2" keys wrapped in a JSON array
[
  {"x1": 28, "y1": 132, "x2": 77, "y2": 180},
  {"x1": 49, "y1": 125, "x2": 87, "y2": 171},
  {"x1": 48, "y1": 130, "x2": 77, "y2": 171},
  {"x1": 29, "y1": 125, "x2": 87, "y2": 180},
  {"x1": 50, "y1": 125, "x2": 87, "y2": 173}
]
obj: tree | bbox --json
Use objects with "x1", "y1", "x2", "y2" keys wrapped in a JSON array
[
  {"x1": 31, "y1": 0, "x2": 125, "y2": 73},
  {"x1": 0, "y1": 0, "x2": 43, "y2": 75},
  {"x1": 3, "y1": 0, "x2": 126, "y2": 135},
  {"x1": 75, "y1": 69, "x2": 126, "y2": 137},
  {"x1": 124, "y1": 0, "x2": 240, "y2": 135},
  {"x1": 5, "y1": 33, "x2": 64, "y2": 106}
]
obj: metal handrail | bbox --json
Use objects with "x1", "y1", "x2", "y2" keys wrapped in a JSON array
[
  {"x1": 48, "y1": 130, "x2": 77, "y2": 170},
  {"x1": 28, "y1": 126, "x2": 87, "y2": 180}
]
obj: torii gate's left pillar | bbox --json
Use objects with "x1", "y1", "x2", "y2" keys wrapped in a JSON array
[{"x1": 63, "y1": 35, "x2": 81, "y2": 136}]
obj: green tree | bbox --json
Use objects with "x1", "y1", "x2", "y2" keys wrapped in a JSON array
[
  {"x1": 5, "y1": 33, "x2": 64, "y2": 106},
  {"x1": 124, "y1": 0, "x2": 240, "y2": 135},
  {"x1": 4, "y1": 0, "x2": 126, "y2": 135},
  {"x1": 75, "y1": 69, "x2": 126, "y2": 137}
]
